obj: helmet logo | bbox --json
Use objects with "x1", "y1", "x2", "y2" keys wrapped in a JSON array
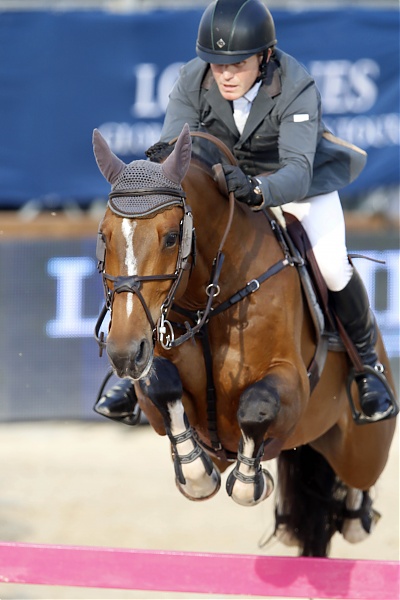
[{"x1": 216, "y1": 38, "x2": 226, "y2": 48}]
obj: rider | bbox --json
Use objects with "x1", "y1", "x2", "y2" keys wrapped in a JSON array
[{"x1": 96, "y1": 0, "x2": 396, "y2": 423}]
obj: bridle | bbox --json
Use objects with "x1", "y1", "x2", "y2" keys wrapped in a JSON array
[
  {"x1": 94, "y1": 190, "x2": 195, "y2": 355},
  {"x1": 94, "y1": 132, "x2": 236, "y2": 355}
]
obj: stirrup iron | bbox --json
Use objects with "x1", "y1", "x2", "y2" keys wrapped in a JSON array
[{"x1": 346, "y1": 364, "x2": 398, "y2": 425}]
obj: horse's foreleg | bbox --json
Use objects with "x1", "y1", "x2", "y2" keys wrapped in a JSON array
[
  {"x1": 226, "y1": 378, "x2": 279, "y2": 506},
  {"x1": 140, "y1": 357, "x2": 221, "y2": 501},
  {"x1": 165, "y1": 402, "x2": 221, "y2": 501}
]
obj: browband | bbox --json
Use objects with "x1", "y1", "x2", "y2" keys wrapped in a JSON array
[{"x1": 109, "y1": 188, "x2": 186, "y2": 200}]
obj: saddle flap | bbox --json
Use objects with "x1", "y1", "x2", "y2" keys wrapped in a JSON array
[
  {"x1": 283, "y1": 212, "x2": 331, "y2": 323},
  {"x1": 282, "y1": 212, "x2": 366, "y2": 382}
]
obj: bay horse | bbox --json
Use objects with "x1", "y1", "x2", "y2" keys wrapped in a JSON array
[{"x1": 93, "y1": 123, "x2": 397, "y2": 557}]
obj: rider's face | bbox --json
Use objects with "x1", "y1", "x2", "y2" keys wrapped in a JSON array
[{"x1": 210, "y1": 53, "x2": 263, "y2": 101}]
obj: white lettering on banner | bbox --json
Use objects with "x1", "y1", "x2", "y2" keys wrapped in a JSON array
[
  {"x1": 99, "y1": 61, "x2": 182, "y2": 155},
  {"x1": 131, "y1": 62, "x2": 183, "y2": 118},
  {"x1": 309, "y1": 59, "x2": 380, "y2": 114},
  {"x1": 99, "y1": 59, "x2": 397, "y2": 155},
  {"x1": 45, "y1": 251, "x2": 400, "y2": 358},
  {"x1": 46, "y1": 257, "x2": 98, "y2": 337},
  {"x1": 99, "y1": 121, "x2": 162, "y2": 155},
  {"x1": 324, "y1": 113, "x2": 399, "y2": 148},
  {"x1": 354, "y1": 250, "x2": 399, "y2": 328},
  {"x1": 131, "y1": 64, "x2": 162, "y2": 118},
  {"x1": 99, "y1": 61, "x2": 183, "y2": 156},
  {"x1": 352, "y1": 250, "x2": 399, "y2": 357}
]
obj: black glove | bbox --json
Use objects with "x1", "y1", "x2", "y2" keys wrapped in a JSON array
[{"x1": 222, "y1": 165, "x2": 263, "y2": 207}]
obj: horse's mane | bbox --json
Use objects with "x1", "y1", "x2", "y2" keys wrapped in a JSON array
[
  {"x1": 145, "y1": 141, "x2": 173, "y2": 163},
  {"x1": 145, "y1": 139, "x2": 217, "y2": 175}
]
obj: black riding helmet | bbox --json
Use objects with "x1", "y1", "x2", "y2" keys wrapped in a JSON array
[{"x1": 196, "y1": 0, "x2": 277, "y2": 65}]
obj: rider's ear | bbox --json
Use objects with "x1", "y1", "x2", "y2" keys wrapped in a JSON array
[
  {"x1": 162, "y1": 123, "x2": 192, "y2": 184},
  {"x1": 93, "y1": 128, "x2": 126, "y2": 184}
]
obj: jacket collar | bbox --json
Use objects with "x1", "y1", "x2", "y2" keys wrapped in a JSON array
[
  {"x1": 204, "y1": 83, "x2": 238, "y2": 136},
  {"x1": 203, "y1": 60, "x2": 282, "y2": 143},
  {"x1": 241, "y1": 60, "x2": 281, "y2": 143}
]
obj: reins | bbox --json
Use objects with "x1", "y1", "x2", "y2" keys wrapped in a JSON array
[
  {"x1": 162, "y1": 190, "x2": 236, "y2": 349},
  {"x1": 156, "y1": 132, "x2": 235, "y2": 349},
  {"x1": 95, "y1": 132, "x2": 237, "y2": 354},
  {"x1": 170, "y1": 130, "x2": 237, "y2": 165}
]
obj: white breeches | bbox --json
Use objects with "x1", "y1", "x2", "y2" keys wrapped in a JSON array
[{"x1": 283, "y1": 191, "x2": 353, "y2": 292}]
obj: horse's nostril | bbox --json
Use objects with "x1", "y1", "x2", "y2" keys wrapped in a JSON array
[{"x1": 135, "y1": 340, "x2": 146, "y2": 365}]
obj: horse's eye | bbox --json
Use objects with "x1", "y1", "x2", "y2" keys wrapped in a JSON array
[{"x1": 164, "y1": 232, "x2": 179, "y2": 249}]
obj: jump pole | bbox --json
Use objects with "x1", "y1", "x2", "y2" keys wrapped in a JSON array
[{"x1": 0, "y1": 542, "x2": 398, "y2": 599}]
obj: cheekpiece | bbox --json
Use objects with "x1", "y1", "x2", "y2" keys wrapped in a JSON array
[{"x1": 108, "y1": 159, "x2": 185, "y2": 218}]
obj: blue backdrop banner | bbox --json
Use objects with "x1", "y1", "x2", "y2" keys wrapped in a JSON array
[{"x1": 0, "y1": 8, "x2": 398, "y2": 208}]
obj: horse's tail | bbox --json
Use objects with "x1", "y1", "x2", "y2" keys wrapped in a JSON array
[{"x1": 275, "y1": 445, "x2": 345, "y2": 557}]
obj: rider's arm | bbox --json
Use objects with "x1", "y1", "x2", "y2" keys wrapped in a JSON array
[{"x1": 254, "y1": 82, "x2": 321, "y2": 208}]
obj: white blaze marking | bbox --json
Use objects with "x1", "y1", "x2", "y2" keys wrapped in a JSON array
[{"x1": 121, "y1": 219, "x2": 137, "y2": 318}]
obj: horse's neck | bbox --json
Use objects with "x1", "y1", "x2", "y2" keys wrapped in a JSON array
[{"x1": 182, "y1": 167, "x2": 281, "y2": 308}]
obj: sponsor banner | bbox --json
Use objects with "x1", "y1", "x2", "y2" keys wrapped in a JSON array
[
  {"x1": 0, "y1": 8, "x2": 398, "y2": 207},
  {"x1": 0, "y1": 234, "x2": 398, "y2": 421}
]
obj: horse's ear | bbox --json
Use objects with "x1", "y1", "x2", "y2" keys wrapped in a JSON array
[
  {"x1": 162, "y1": 123, "x2": 192, "y2": 184},
  {"x1": 92, "y1": 129, "x2": 126, "y2": 184}
]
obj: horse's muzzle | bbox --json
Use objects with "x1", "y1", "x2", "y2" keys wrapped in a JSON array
[{"x1": 106, "y1": 338, "x2": 153, "y2": 380}]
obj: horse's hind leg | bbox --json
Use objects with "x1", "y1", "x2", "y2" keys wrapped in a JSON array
[
  {"x1": 310, "y1": 406, "x2": 396, "y2": 548},
  {"x1": 226, "y1": 379, "x2": 278, "y2": 506},
  {"x1": 274, "y1": 449, "x2": 382, "y2": 556},
  {"x1": 139, "y1": 357, "x2": 221, "y2": 501},
  {"x1": 341, "y1": 487, "x2": 380, "y2": 542},
  {"x1": 274, "y1": 445, "x2": 342, "y2": 557}
]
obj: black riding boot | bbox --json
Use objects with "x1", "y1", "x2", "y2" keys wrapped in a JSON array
[
  {"x1": 330, "y1": 270, "x2": 397, "y2": 422},
  {"x1": 94, "y1": 375, "x2": 141, "y2": 425}
]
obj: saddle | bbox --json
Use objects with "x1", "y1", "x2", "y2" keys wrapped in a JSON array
[{"x1": 278, "y1": 209, "x2": 344, "y2": 391}]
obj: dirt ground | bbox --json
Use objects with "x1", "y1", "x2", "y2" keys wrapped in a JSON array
[{"x1": 0, "y1": 418, "x2": 398, "y2": 600}]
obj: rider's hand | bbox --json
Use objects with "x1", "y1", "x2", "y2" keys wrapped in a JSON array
[{"x1": 222, "y1": 165, "x2": 263, "y2": 207}]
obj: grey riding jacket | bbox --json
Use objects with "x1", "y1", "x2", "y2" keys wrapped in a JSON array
[{"x1": 160, "y1": 50, "x2": 367, "y2": 207}]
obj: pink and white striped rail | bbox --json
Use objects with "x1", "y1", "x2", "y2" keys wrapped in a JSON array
[{"x1": 0, "y1": 542, "x2": 398, "y2": 599}]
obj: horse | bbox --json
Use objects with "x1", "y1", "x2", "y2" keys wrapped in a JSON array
[{"x1": 92, "y1": 123, "x2": 397, "y2": 557}]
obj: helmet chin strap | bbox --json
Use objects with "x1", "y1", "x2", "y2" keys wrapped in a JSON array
[{"x1": 258, "y1": 47, "x2": 274, "y2": 82}]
